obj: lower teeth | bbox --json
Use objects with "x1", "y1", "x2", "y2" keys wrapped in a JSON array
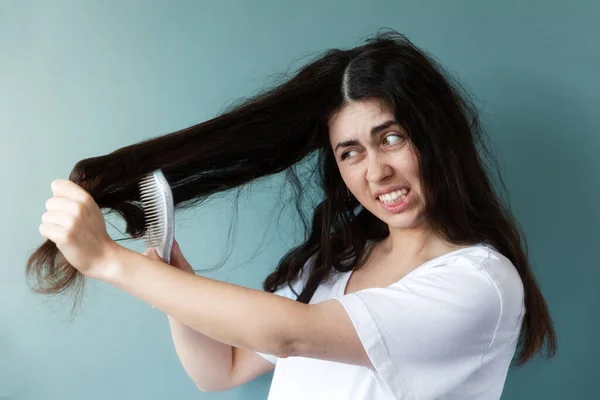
[{"x1": 383, "y1": 196, "x2": 406, "y2": 206}]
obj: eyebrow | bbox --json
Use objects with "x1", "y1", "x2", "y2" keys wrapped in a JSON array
[{"x1": 334, "y1": 120, "x2": 400, "y2": 153}]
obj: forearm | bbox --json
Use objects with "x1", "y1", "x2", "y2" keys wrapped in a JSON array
[
  {"x1": 101, "y1": 244, "x2": 305, "y2": 359},
  {"x1": 167, "y1": 315, "x2": 233, "y2": 392}
]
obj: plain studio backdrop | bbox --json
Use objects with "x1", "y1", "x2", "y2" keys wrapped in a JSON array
[{"x1": 1, "y1": 1, "x2": 598, "y2": 399}]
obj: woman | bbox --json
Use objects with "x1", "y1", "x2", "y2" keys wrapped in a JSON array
[{"x1": 30, "y1": 29, "x2": 556, "y2": 399}]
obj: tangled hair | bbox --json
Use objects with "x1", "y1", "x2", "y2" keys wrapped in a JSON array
[{"x1": 26, "y1": 29, "x2": 556, "y2": 366}]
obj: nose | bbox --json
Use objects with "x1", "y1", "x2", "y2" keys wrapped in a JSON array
[{"x1": 365, "y1": 154, "x2": 392, "y2": 182}]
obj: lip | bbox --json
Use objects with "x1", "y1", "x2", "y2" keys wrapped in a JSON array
[
  {"x1": 373, "y1": 185, "x2": 411, "y2": 199},
  {"x1": 376, "y1": 188, "x2": 411, "y2": 213}
]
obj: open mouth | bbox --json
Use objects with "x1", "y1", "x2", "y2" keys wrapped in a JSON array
[
  {"x1": 376, "y1": 188, "x2": 410, "y2": 205},
  {"x1": 376, "y1": 188, "x2": 411, "y2": 213}
]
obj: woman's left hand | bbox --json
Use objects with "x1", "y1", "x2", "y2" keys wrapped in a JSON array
[{"x1": 39, "y1": 179, "x2": 118, "y2": 279}]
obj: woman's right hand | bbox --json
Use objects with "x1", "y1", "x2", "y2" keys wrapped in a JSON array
[{"x1": 143, "y1": 238, "x2": 195, "y2": 274}]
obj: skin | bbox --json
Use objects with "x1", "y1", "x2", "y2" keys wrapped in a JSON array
[
  {"x1": 37, "y1": 98, "x2": 471, "y2": 372},
  {"x1": 328, "y1": 98, "x2": 469, "y2": 274},
  {"x1": 40, "y1": 181, "x2": 373, "y2": 368}
]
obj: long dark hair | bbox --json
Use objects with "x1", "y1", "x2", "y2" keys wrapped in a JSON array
[{"x1": 26, "y1": 29, "x2": 556, "y2": 366}]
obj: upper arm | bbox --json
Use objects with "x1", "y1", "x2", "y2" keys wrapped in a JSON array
[
  {"x1": 223, "y1": 346, "x2": 275, "y2": 390},
  {"x1": 291, "y1": 298, "x2": 372, "y2": 367},
  {"x1": 289, "y1": 266, "x2": 502, "y2": 398}
]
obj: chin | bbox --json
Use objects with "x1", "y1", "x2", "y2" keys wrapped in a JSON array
[
  {"x1": 389, "y1": 214, "x2": 427, "y2": 229},
  {"x1": 379, "y1": 206, "x2": 424, "y2": 223}
]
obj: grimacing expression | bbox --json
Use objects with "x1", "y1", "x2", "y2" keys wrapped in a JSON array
[{"x1": 328, "y1": 98, "x2": 427, "y2": 229}]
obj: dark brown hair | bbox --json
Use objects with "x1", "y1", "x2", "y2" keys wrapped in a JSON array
[{"x1": 26, "y1": 29, "x2": 556, "y2": 366}]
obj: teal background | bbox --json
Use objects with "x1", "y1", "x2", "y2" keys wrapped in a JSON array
[{"x1": 1, "y1": 1, "x2": 598, "y2": 399}]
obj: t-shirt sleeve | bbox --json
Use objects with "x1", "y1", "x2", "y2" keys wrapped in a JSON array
[
  {"x1": 333, "y1": 265, "x2": 502, "y2": 399},
  {"x1": 256, "y1": 259, "x2": 312, "y2": 364}
]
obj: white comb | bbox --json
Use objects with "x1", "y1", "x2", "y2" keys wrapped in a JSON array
[{"x1": 138, "y1": 169, "x2": 174, "y2": 264}]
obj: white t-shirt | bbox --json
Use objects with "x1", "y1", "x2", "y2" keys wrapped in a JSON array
[{"x1": 257, "y1": 242, "x2": 525, "y2": 400}]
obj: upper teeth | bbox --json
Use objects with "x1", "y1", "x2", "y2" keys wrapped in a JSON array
[{"x1": 378, "y1": 188, "x2": 408, "y2": 202}]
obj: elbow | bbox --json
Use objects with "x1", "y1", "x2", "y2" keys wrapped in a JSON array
[
  {"x1": 194, "y1": 374, "x2": 234, "y2": 393},
  {"x1": 196, "y1": 382, "x2": 231, "y2": 393},
  {"x1": 196, "y1": 383, "x2": 213, "y2": 393},
  {"x1": 196, "y1": 383, "x2": 209, "y2": 393}
]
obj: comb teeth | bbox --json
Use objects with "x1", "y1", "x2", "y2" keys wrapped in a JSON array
[
  {"x1": 139, "y1": 175, "x2": 164, "y2": 248},
  {"x1": 138, "y1": 170, "x2": 175, "y2": 263}
]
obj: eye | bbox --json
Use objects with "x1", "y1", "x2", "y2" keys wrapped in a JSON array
[
  {"x1": 340, "y1": 149, "x2": 357, "y2": 161},
  {"x1": 383, "y1": 133, "x2": 404, "y2": 146},
  {"x1": 339, "y1": 133, "x2": 405, "y2": 161}
]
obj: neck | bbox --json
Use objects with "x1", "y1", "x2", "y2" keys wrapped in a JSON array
[{"x1": 381, "y1": 221, "x2": 443, "y2": 261}]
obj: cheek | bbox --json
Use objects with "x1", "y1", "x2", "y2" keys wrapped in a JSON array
[
  {"x1": 338, "y1": 165, "x2": 357, "y2": 185},
  {"x1": 400, "y1": 151, "x2": 420, "y2": 174},
  {"x1": 401, "y1": 153, "x2": 421, "y2": 188},
  {"x1": 336, "y1": 168, "x2": 354, "y2": 192}
]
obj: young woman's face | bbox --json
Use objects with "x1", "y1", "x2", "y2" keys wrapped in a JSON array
[{"x1": 328, "y1": 98, "x2": 427, "y2": 229}]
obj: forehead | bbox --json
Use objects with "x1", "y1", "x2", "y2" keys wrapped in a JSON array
[{"x1": 328, "y1": 99, "x2": 395, "y2": 144}]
